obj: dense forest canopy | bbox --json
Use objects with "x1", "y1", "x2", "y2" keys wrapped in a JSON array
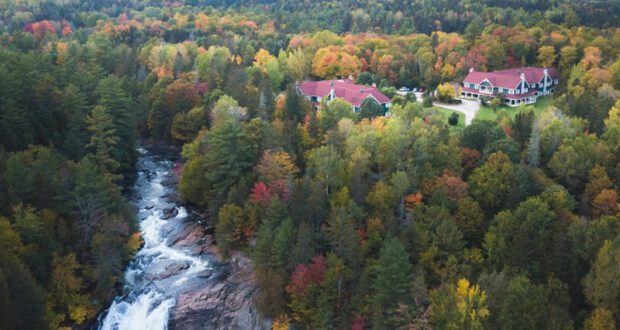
[{"x1": 2, "y1": 0, "x2": 620, "y2": 329}]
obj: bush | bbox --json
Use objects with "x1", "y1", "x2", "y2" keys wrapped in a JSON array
[
  {"x1": 423, "y1": 95, "x2": 433, "y2": 108},
  {"x1": 448, "y1": 112, "x2": 459, "y2": 126},
  {"x1": 480, "y1": 96, "x2": 490, "y2": 106}
]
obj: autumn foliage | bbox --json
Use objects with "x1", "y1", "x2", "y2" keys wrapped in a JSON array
[{"x1": 24, "y1": 20, "x2": 56, "y2": 39}]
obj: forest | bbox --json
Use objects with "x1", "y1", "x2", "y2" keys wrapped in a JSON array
[{"x1": 1, "y1": 0, "x2": 620, "y2": 329}]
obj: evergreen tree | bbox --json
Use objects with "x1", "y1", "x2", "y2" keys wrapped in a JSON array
[
  {"x1": 85, "y1": 105, "x2": 120, "y2": 178},
  {"x1": 498, "y1": 275, "x2": 546, "y2": 330},
  {"x1": 360, "y1": 98, "x2": 385, "y2": 119},
  {"x1": 372, "y1": 237, "x2": 412, "y2": 328},
  {"x1": 204, "y1": 118, "x2": 254, "y2": 216},
  {"x1": 95, "y1": 75, "x2": 136, "y2": 174}
]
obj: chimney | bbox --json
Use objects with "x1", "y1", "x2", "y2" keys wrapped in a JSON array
[
  {"x1": 469, "y1": 67, "x2": 475, "y2": 73},
  {"x1": 520, "y1": 72, "x2": 526, "y2": 81},
  {"x1": 543, "y1": 67, "x2": 548, "y2": 75},
  {"x1": 372, "y1": 83, "x2": 377, "y2": 88}
]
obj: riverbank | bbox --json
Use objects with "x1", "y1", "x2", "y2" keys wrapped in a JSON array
[{"x1": 166, "y1": 220, "x2": 264, "y2": 329}]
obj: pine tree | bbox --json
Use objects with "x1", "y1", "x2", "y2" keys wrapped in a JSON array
[
  {"x1": 204, "y1": 118, "x2": 254, "y2": 216},
  {"x1": 85, "y1": 106, "x2": 120, "y2": 178},
  {"x1": 372, "y1": 237, "x2": 413, "y2": 328},
  {"x1": 95, "y1": 75, "x2": 136, "y2": 174},
  {"x1": 273, "y1": 218, "x2": 296, "y2": 271}
]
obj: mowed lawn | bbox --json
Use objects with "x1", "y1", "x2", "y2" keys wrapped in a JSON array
[
  {"x1": 475, "y1": 96, "x2": 552, "y2": 121},
  {"x1": 434, "y1": 106, "x2": 465, "y2": 132}
]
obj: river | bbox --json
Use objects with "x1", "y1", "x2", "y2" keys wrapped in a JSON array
[
  {"x1": 97, "y1": 147, "x2": 263, "y2": 330},
  {"x1": 99, "y1": 147, "x2": 209, "y2": 329}
]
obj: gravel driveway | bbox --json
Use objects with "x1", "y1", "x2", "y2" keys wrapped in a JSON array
[
  {"x1": 433, "y1": 99, "x2": 480, "y2": 126},
  {"x1": 413, "y1": 92, "x2": 480, "y2": 126}
]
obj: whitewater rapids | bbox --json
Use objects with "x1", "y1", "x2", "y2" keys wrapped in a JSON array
[{"x1": 99, "y1": 148, "x2": 211, "y2": 330}]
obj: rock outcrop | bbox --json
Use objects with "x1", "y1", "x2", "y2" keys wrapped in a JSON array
[{"x1": 167, "y1": 221, "x2": 267, "y2": 330}]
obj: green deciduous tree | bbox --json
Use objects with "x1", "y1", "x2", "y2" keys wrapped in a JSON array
[
  {"x1": 583, "y1": 240, "x2": 620, "y2": 318},
  {"x1": 485, "y1": 197, "x2": 554, "y2": 280},
  {"x1": 468, "y1": 152, "x2": 514, "y2": 213},
  {"x1": 216, "y1": 204, "x2": 245, "y2": 258}
]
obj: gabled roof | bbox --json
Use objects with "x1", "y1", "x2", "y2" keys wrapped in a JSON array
[
  {"x1": 299, "y1": 79, "x2": 391, "y2": 107},
  {"x1": 463, "y1": 67, "x2": 560, "y2": 89}
]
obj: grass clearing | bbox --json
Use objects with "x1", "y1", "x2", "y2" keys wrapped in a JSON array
[
  {"x1": 475, "y1": 97, "x2": 552, "y2": 121},
  {"x1": 433, "y1": 106, "x2": 465, "y2": 132}
]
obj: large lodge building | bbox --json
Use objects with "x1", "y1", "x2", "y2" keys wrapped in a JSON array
[
  {"x1": 298, "y1": 79, "x2": 391, "y2": 113},
  {"x1": 461, "y1": 67, "x2": 560, "y2": 107}
]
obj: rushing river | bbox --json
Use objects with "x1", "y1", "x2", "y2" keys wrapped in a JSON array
[{"x1": 99, "y1": 148, "x2": 212, "y2": 330}]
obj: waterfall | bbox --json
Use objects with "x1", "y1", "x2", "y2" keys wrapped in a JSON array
[{"x1": 99, "y1": 148, "x2": 210, "y2": 330}]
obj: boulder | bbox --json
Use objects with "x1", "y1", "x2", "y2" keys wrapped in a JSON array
[
  {"x1": 171, "y1": 223, "x2": 205, "y2": 247},
  {"x1": 161, "y1": 207, "x2": 179, "y2": 220},
  {"x1": 197, "y1": 269, "x2": 213, "y2": 278},
  {"x1": 145, "y1": 260, "x2": 190, "y2": 281}
]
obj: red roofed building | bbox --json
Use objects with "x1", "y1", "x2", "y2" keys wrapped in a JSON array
[
  {"x1": 298, "y1": 79, "x2": 391, "y2": 113},
  {"x1": 461, "y1": 67, "x2": 560, "y2": 107}
]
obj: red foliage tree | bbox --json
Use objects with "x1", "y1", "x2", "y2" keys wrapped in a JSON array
[
  {"x1": 351, "y1": 314, "x2": 367, "y2": 330},
  {"x1": 286, "y1": 255, "x2": 326, "y2": 297},
  {"x1": 24, "y1": 20, "x2": 56, "y2": 39},
  {"x1": 249, "y1": 181, "x2": 273, "y2": 206},
  {"x1": 431, "y1": 171, "x2": 469, "y2": 200},
  {"x1": 61, "y1": 20, "x2": 72, "y2": 37},
  {"x1": 269, "y1": 180, "x2": 291, "y2": 202}
]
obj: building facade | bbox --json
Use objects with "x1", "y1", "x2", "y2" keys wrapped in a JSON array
[
  {"x1": 298, "y1": 79, "x2": 391, "y2": 113},
  {"x1": 461, "y1": 67, "x2": 560, "y2": 107}
]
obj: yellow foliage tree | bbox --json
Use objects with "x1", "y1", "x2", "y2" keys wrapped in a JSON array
[
  {"x1": 312, "y1": 47, "x2": 361, "y2": 79},
  {"x1": 437, "y1": 82, "x2": 457, "y2": 102},
  {"x1": 537, "y1": 45, "x2": 556, "y2": 68},
  {"x1": 584, "y1": 308, "x2": 616, "y2": 330},
  {"x1": 254, "y1": 48, "x2": 277, "y2": 73},
  {"x1": 455, "y1": 278, "x2": 490, "y2": 330},
  {"x1": 581, "y1": 46, "x2": 602, "y2": 70},
  {"x1": 272, "y1": 314, "x2": 291, "y2": 330}
]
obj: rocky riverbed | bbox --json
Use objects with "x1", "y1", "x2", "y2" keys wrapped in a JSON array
[{"x1": 99, "y1": 146, "x2": 267, "y2": 330}]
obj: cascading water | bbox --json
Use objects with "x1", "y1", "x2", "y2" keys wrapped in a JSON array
[{"x1": 99, "y1": 148, "x2": 211, "y2": 330}]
